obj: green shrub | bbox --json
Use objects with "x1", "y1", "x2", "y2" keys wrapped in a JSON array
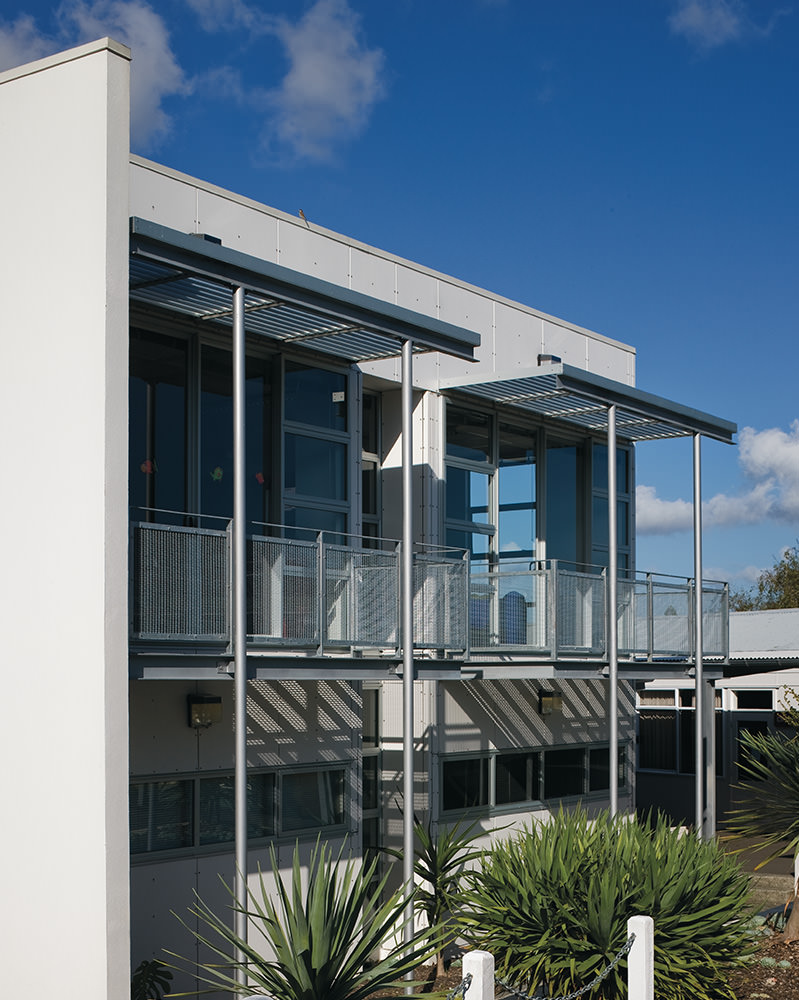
[
  {"x1": 459, "y1": 808, "x2": 753, "y2": 1000},
  {"x1": 170, "y1": 838, "x2": 439, "y2": 1000}
]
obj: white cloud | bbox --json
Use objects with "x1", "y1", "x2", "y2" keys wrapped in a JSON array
[
  {"x1": 183, "y1": 0, "x2": 268, "y2": 33},
  {"x1": 0, "y1": 15, "x2": 55, "y2": 68},
  {"x1": 266, "y1": 0, "x2": 385, "y2": 162},
  {"x1": 668, "y1": 0, "x2": 745, "y2": 49},
  {"x1": 637, "y1": 421, "x2": 799, "y2": 536},
  {"x1": 668, "y1": 0, "x2": 790, "y2": 50},
  {"x1": 0, "y1": 1, "x2": 188, "y2": 151},
  {"x1": 189, "y1": 0, "x2": 386, "y2": 163}
]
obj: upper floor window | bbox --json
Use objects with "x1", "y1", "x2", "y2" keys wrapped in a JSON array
[{"x1": 445, "y1": 406, "x2": 536, "y2": 567}]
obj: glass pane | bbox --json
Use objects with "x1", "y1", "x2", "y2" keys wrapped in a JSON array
[
  {"x1": 588, "y1": 747, "x2": 609, "y2": 791},
  {"x1": 282, "y1": 769, "x2": 346, "y2": 831},
  {"x1": 442, "y1": 757, "x2": 488, "y2": 811},
  {"x1": 284, "y1": 505, "x2": 347, "y2": 543},
  {"x1": 201, "y1": 346, "x2": 233, "y2": 520},
  {"x1": 363, "y1": 756, "x2": 379, "y2": 812},
  {"x1": 285, "y1": 433, "x2": 346, "y2": 501},
  {"x1": 499, "y1": 507, "x2": 535, "y2": 561},
  {"x1": 129, "y1": 330, "x2": 187, "y2": 520},
  {"x1": 246, "y1": 357, "x2": 273, "y2": 526},
  {"x1": 285, "y1": 362, "x2": 347, "y2": 431},
  {"x1": 544, "y1": 747, "x2": 584, "y2": 798},
  {"x1": 447, "y1": 407, "x2": 491, "y2": 462},
  {"x1": 446, "y1": 466, "x2": 490, "y2": 523},
  {"x1": 362, "y1": 393, "x2": 379, "y2": 455},
  {"x1": 130, "y1": 779, "x2": 193, "y2": 854},
  {"x1": 593, "y1": 445, "x2": 629, "y2": 494},
  {"x1": 638, "y1": 711, "x2": 677, "y2": 770},
  {"x1": 546, "y1": 443, "x2": 579, "y2": 564},
  {"x1": 363, "y1": 688, "x2": 379, "y2": 747},
  {"x1": 362, "y1": 460, "x2": 378, "y2": 516},
  {"x1": 199, "y1": 773, "x2": 275, "y2": 845},
  {"x1": 496, "y1": 752, "x2": 539, "y2": 804}
]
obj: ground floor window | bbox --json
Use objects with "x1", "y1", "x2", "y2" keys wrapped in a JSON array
[
  {"x1": 440, "y1": 743, "x2": 627, "y2": 815},
  {"x1": 130, "y1": 764, "x2": 348, "y2": 857}
]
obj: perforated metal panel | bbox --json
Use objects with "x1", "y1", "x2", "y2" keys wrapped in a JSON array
[
  {"x1": 556, "y1": 569, "x2": 606, "y2": 655},
  {"x1": 250, "y1": 536, "x2": 319, "y2": 646},
  {"x1": 413, "y1": 554, "x2": 468, "y2": 650},
  {"x1": 469, "y1": 569, "x2": 549, "y2": 651},
  {"x1": 132, "y1": 522, "x2": 230, "y2": 642}
]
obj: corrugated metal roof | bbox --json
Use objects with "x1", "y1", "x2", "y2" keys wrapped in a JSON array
[
  {"x1": 130, "y1": 218, "x2": 479, "y2": 363},
  {"x1": 729, "y1": 609, "x2": 799, "y2": 659},
  {"x1": 437, "y1": 363, "x2": 737, "y2": 444}
]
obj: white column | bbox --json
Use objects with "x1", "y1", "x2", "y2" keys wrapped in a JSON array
[
  {"x1": 627, "y1": 916, "x2": 654, "y2": 1000},
  {"x1": 0, "y1": 40, "x2": 131, "y2": 998},
  {"x1": 464, "y1": 950, "x2": 495, "y2": 1000}
]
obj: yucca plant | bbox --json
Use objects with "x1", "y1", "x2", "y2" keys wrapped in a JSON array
[
  {"x1": 170, "y1": 838, "x2": 440, "y2": 999},
  {"x1": 387, "y1": 815, "x2": 484, "y2": 977},
  {"x1": 723, "y1": 720, "x2": 799, "y2": 943},
  {"x1": 459, "y1": 808, "x2": 753, "y2": 1000}
]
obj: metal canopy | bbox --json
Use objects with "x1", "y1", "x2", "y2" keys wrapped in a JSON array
[
  {"x1": 438, "y1": 363, "x2": 736, "y2": 443},
  {"x1": 130, "y1": 218, "x2": 479, "y2": 363}
]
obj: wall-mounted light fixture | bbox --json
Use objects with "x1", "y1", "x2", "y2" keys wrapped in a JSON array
[
  {"x1": 187, "y1": 694, "x2": 223, "y2": 729},
  {"x1": 538, "y1": 690, "x2": 563, "y2": 716}
]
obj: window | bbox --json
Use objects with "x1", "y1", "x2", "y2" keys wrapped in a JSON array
[
  {"x1": 361, "y1": 392, "x2": 381, "y2": 543},
  {"x1": 496, "y1": 752, "x2": 540, "y2": 804},
  {"x1": 282, "y1": 769, "x2": 345, "y2": 832},
  {"x1": 440, "y1": 743, "x2": 626, "y2": 815},
  {"x1": 445, "y1": 406, "x2": 537, "y2": 567},
  {"x1": 590, "y1": 442, "x2": 632, "y2": 572},
  {"x1": 130, "y1": 764, "x2": 347, "y2": 858},
  {"x1": 638, "y1": 689, "x2": 723, "y2": 776},
  {"x1": 283, "y1": 360, "x2": 350, "y2": 540},
  {"x1": 442, "y1": 757, "x2": 489, "y2": 811},
  {"x1": 129, "y1": 328, "x2": 273, "y2": 527}
]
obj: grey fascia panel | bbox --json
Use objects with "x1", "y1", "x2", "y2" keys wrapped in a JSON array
[
  {"x1": 130, "y1": 218, "x2": 479, "y2": 361},
  {"x1": 438, "y1": 363, "x2": 736, "y2": 444}
]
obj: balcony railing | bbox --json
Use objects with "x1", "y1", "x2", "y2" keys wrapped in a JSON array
[
  {"x1": 469, "y1": 561, "x2": 728, "y2": 661},
  {"x1": 130, "y1": 517, "x2": 728, "y2": 662},
  {"x1": 130, "y1": 517, "x2": 468, "y2": 655}
]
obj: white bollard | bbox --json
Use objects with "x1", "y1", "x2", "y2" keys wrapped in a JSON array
[
  {"x1": 627, "y1": 915, "x2": 654, "y2": 1000},
  {"x1": 463, "y1": 949, "x2": 495, "y2": 1000}
]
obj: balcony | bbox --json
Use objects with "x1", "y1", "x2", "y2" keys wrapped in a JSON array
[
  {"x1": 130, "y1": 517, "x2": 468, "y2": 657},
  {"x1": 130, "y1": 518, "x2": 728, "y2": 663},
  {"x1": 469, "y1": 562, "x2": 728, "y2": 661}
]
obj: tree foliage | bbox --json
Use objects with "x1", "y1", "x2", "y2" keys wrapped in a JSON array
[{"x1": 730, "y1": 544, "x2": 799, "y2": 611}]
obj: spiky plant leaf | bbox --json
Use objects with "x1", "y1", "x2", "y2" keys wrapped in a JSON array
[
  {"x1": 459, "y1": 808, "x2": 752, "y2": 1000},
  {"x1": 169, "y1": 838, "x2": 441, "y2": 1000}
]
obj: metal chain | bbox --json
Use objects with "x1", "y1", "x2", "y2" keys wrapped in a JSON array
[
  {"x1": 496, "y1": 932, "x2": 636, "y2": 1000},
  {"x1": 447, "y1": 971, "x2": 473, "y2": 1000}
]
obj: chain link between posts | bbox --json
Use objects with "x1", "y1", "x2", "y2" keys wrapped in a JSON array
[
  {"x1": 446, "y1": 971, "x2": 473, "y2": 1000},
  {"x1": 495, "y1": 932, "x2": 636, "y2": 1000}
]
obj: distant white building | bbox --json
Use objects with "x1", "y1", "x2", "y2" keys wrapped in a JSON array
[
  {"x1": 637, "y1": 609, "x2": 799, "y2": 825},
  {"x1": 0, "y1": 38, "x2": 737, "y2": 997}
]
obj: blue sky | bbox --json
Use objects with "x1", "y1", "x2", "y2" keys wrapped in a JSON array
[{"x1": 2, "y1": 0, "x2": 798, "y2": 589}]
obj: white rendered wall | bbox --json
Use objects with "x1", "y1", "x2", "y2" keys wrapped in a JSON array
[
  {"x1": 0, "y1": 40, "x2": 130, "y2": 996},
  {"x1": 129, "y1": 156, "x2": 636, "y2": 386}
]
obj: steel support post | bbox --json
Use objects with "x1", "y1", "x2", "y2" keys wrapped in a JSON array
[
  {"x1": 608, "y1": 405, "x2": 619, "y2": 816},
  {"x1": 401, "y1": 340, "x2": 415, "y2": 975},
  {"x1": 233, "y1": 286, "x2": 248, "y2": 974},
  {"x1": 693, "y1": 432, "x2": 706, "y2": 837}
]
